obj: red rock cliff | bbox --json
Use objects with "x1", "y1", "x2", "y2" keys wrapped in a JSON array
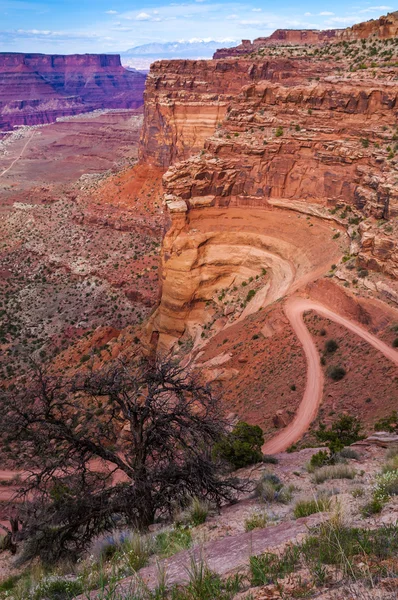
[
  {"x1": 0, "y1": 53, "x2": 146, "y2": 130},
  {"x1": 214, "y1": 11, "x2": 398, "y2": 58},
  {"x1": 139, "y1": 57, "x2": 331, "y2": 167}
]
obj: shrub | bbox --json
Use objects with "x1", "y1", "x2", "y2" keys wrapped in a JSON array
[
  {"x1": 170, "y1": 558, "x2": 243, "y2": 600},
  {"x1": 90, "y1": 529, "x2": 153, "y2": 570},
  {"x1": 373, "y1": 469, "x2": 398, "y2": 503},
  {"x1": 255, "y1": 474, "x2": 294, "y2": 504},
  {"x1": 275, "y1": 126, "x2": 284, "y2": 137},
  {"x1": 245, "y1": 510, "x2": 268, "y2": 532},
  {"x1": 177, "y1": 497, "x2": 210, "y2": 527},
  {"x1": 293, "y1": 496, "x2": 331, "y2": 518},
  {"x1": 155, "y1": 526, "x2": 192, "y2": 558},
  {"x1": 313, "y1": 464, "x2": 356, "y2": 484},
  {"x1": 309, "y1": 450, "x2": 332, "y2": 471},
  {"x1": 374, "y1": 410, "x2": 398, "y2": 433},
  {"x1": 214, "y1": 421, "x2": 264, "y2": 469},
  {"x1": 325, "y1": 339, "x2": 338, "y2": 353},
  {"x1": 250, "y1": 545, "x2": 300, "y2": 585},
  {"x1": 327, "y1": 365, "x2": 346, "y2": 381},
  {"x1": 393, "y1": 338, "x2": 398, "y2": 348},
  {"x1": 337, "y1": 447, "x2": 360, "y2": 460},
  {"x1": 361, "y1": 497, "x2": 384, "y2": 517},
  {"x1": 316, "y1": 414, "x2": 363, "y2": 453},
  {"x1": 246, "y1": 289, "x2": 256, "y2": 302}
]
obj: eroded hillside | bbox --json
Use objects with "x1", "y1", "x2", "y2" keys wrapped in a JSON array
[{"x1": 140, "y1": 22, "x2": 398, "y2": 448}]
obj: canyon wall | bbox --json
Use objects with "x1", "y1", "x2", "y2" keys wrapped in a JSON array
[
  {"x1": 139, "y1": 57, "x2": 334, "y2": 167},
  {"x1": 140, "y1": 50, "x2": 398, "y2": 350},
  {"x1": 214, "y1": 11, "x2": 398, "y2": 58},
  {"x1": 0, "y1": 53, "x2": 146, "y2": 130}
]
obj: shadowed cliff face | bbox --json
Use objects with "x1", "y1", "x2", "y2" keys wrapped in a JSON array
[{"x1": 0, "y1": 53, "x2": 146, "y2": 130}]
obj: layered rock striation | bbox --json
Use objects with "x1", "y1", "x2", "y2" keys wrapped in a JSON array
[
  {"x1": 137, "y1": 15, "x2": 398, "y2": 350},
  {"x1": 214, "y1": 11, "x2": 398, "y2": 58},
  {"x1": 139, "y1": 57, "x2": 334, "y2": 167},
  {"x1": 0, "y1": 53, "x2": 146, "y2": 130}
]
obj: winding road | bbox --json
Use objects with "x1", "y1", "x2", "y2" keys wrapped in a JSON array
[
  {"x1": 0, "y1": 131, "x2": 35, "y2": 178},
  {"x1": 262, "y1": 296, "x2": 398, "y2": 454}
]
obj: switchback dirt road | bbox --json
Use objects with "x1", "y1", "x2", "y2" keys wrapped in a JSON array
[{"x1": 263, "y1": 297, "x2": 398, "y2": 454}]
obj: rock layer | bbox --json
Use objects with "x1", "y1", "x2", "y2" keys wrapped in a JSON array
[
  {"x1": 214, "y1": 11, "x2": 398, "y2": 58},
  {"x1": 139, "y1": 58, "x2": 330, "y2": 167},
  {"x1": 0, "y1": 53, "x2": 146, "y2": 130}
]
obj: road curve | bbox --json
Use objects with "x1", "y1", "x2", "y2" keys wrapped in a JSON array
[{"x1": 263, "y1": 296, "x2": 398, "y2": 454}]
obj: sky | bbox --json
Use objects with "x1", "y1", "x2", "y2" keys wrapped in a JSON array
[{"x1": 0, "y1": 1, "x2": 395, "y2": 54}]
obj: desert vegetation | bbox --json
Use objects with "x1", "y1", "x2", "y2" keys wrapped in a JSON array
[{"x1": 0, "y1": 357, "x2": 245, "y2": 563}]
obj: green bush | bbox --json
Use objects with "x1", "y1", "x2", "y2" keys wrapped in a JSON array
[
  {"x1": 213, "y1": 421, "x2": 264, "y2": 469},
  {"x1": 255, "y1": 474, "x2": 294, "y2": 504},
  {"x1": 275, "y1": 126, "x2": 284, "y2": 137},
  {"x1": 155, "y1": 526, "x2": 192, "y2": 558},
  {"x1": 250, "y1": 545, "x2": 300, "y2": 585},
  {"x1": 293, "y1": 496, "x2": 331, "y2": 519},
  {"x1": 262, "y1": 454, "x2": 278, "y2": 464},
  {"x1": 327, "y1": 365, "x2": 346, "y2": 381},
  {"x1": 324, "y1": 339, "x2": 338, "y2": 353},
  {"x1": 244, "y1": 510, "x2": 268, "y2": 532},
  {"x1": 309, "y1": 450, "x2": 332, "y2": 471},
  {"x1": 374, "y1": 410, "x2": 398, "y2": 433},
  {"x1": 361, "y1": 497, "x2": 384, "y2": 517},
  {"x1": 316, "y1": 414, "x2": 363, "y2": 453}
]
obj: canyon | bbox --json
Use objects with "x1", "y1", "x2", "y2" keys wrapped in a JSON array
[
  {"x1": 138, "y1": 16, "x2": 398, "y2": 445},
  {"x1": 2, "y1": 16, "x2": 398, "y2": 444},
  {"x1": 0, "y1": 53, "x2": 146, "y2": 131},
  {"x1": 0, "y1": 12, "x2": 398, "y2": 598}
]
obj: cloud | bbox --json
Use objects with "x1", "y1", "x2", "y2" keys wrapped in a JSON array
[
  {"x1": 304, "y1": 12, "x2": 312, "y2": 16},
  {"x1": 319, "y1": 11, "x2": 334, "y2": 16},
  {"x1": 252, "y1": 8, "x2": 262, "y2": 11},
  {"x1": 105, "y1": 10, "x2": 118, "y2": 14},
  {"x1": 359, "y1": 5, "x2": 392, "y2": 13},
  {"x1": 135, "y1": 12, "x2": 152, "y2": 20},
  {"x1": 324, "y1": 15, "x2": 359, "y2": 24}
]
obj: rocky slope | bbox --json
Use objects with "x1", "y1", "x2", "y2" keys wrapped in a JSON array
[
  {"x1": 0, "y1": 53, "x2": 146, "y2": 131},
  {"x1": 145, "y1": 65, "x2": 398, "y2": 351},
  {"x1": 134, "y1": 17, "x2": 398, "y2": 441},
  {"x1": 214, "y1": 11, "x2": 398, "y2": 58}
]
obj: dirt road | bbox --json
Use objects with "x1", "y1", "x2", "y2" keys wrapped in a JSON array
[
  {"x1": 263, "y1": 297, "x2": 398, "y2": 454},
  {"x1": 0, "y1": 131, "x2": 34, "y2": 178}
]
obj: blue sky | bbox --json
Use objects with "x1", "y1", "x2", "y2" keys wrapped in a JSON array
[{"x1": 0, "y1": 1, "x2": 395, "y2": 53}]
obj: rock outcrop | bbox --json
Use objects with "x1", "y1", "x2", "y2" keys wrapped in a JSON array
[
  {"x1": 138, "y1": 14, "x2": 398, "y2": 350},
  {"x1": 214, "y1": 11, "x2": 398, "y2": 58},
  {"x1": 0, "y1": 53, "x2": 146, "y2": 130},
  {"x1": 139, "y1": 57, "x2": 334, "y2": 167}
]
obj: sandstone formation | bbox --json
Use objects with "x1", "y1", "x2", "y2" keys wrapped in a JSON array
[
  {"x1": 139, "y1": 17, "x2": 398, "y2": 352},
  {"x1": 214, "y1": 11, "x2": 398, "y2": 58},
  {"x1": 0, "y1": 53, "x2": 146, "y2": 131},
  {"x1": 139, "y1": 57, "x2": 329, "y2": 167}
]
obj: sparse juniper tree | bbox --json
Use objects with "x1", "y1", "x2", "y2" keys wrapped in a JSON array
[{"x1": 0, "y1": 357, "x2": 242, "y2": 562}]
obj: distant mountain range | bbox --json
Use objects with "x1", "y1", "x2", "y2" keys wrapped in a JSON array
[{"x1": 120, "y1": 40, "x2": 238, "y2": 70}]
